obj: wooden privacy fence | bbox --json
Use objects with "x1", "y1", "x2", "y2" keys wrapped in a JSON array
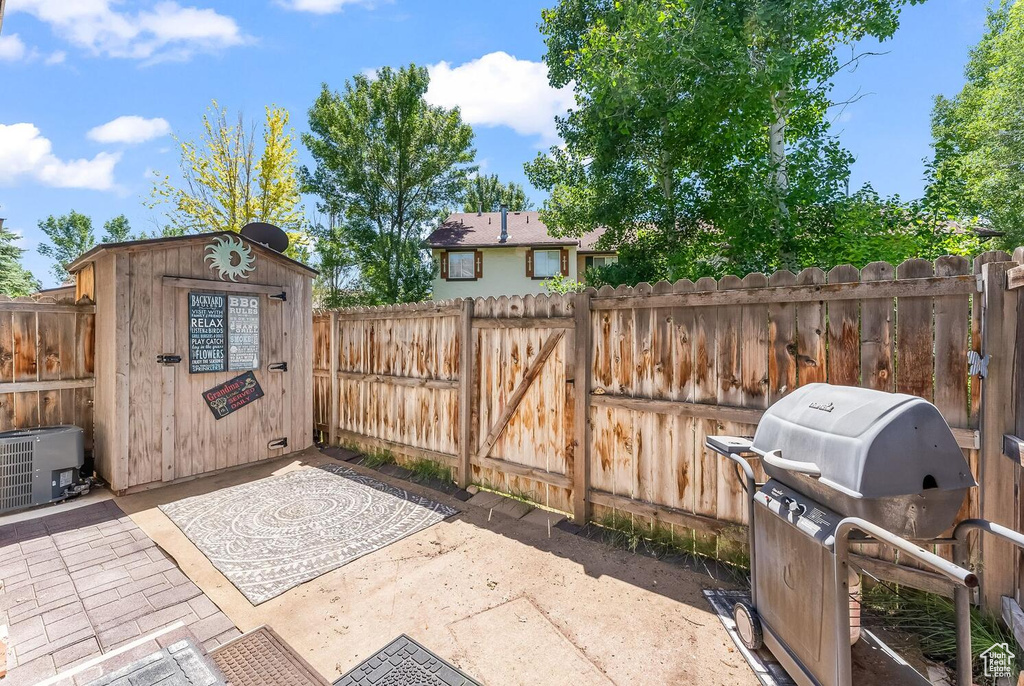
[
  {"x1": 313, "y1": 250, "x2": 1024, "y2": 614},
  {"x1": 0, "y1": 294, "x2": 96, "y2": 450}
]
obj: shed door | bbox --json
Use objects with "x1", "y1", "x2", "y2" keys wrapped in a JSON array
[{"x1": 162, "y1": 288, "x2": 292, "y2": 483}]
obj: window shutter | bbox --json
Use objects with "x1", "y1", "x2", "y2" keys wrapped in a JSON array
[
  {"x1": 440, "y1": 252, "x2": 448, "y2": 280},
  {"x1": 474, "y1": 250, "x2": 483, "y2": 279},
  {"x1": 560, "y1": 248, "x2": 570, "y2": 277},
  {"x1": 526, "y1": 249, "x2": 534, "y2": 278}
]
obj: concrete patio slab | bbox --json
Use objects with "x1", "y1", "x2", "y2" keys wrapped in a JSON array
[
  {"x1": 465, "y1": 491, "x2": 533, "y2": 519},
  {"x1": 116, "y1": 447, "x2": 757, "y2": 685},
  {"x1": 519, "y1": 507, "x2": 566, "y2": 529},
  {"x1": 448, "y1": 596, "x2": 612, "y2": 686}
]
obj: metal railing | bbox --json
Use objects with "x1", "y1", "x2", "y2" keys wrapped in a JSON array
[
  {"x1": 833, "y1": 518, "x2": 978, "y2": 686},
  {"x1": 953, "y1": 519, "x2": 1024, "y2": 686}
]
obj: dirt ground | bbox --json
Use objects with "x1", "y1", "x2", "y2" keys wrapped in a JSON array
[{"x1": 116, "y1": 447, "x2": 758, "y2": 686}]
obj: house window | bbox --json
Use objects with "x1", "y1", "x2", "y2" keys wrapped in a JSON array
[
  {"x1": 447, "y1": 252, "x2": 476, "y2": 280},
  {"x1": 533, "y1": 249, "x2": 562, "y2": 278},
  {"x1": 586, "y1": 255, "x2": 618, "y2": 270}
]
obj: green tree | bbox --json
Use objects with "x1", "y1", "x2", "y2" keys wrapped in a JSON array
[
  {"x1": 526, "y1": 0, "x2": 927, "y2": 280},
  {"x1": 37, "y1": 210, "x2": 96, "y2": 283},
  {"x1": 462, "y1": 174, "x2": 534, "y2": 213},
  {"x1": 926, "y1": 1, "x2": 1024, "y2": 247},
  {"x1": 0, "y1": 220, "x2": 39, "y2": 297},
  {"x1": 309, "y1": 216, "x2": 359, "y2": 307},
  {"x1": 101, "y1": 214, "x2": 133, "y2": 243},
  {"x1": 150, "y1": 101, "x2": 307, "y2": 256},
  {"x1": 303, "y1": 65, "x2": 476, "y2": 304}
]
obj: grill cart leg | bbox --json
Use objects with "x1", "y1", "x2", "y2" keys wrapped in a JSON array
[
  {"x1": 723, "y1": 450, "x2": 758, "y2": 607},
  {"x1": 833, "y1": 518, "x2": 979, "y2": 686},
  {"x1": 952, "y1": 519, "x2": 1024, "y2": 686}
]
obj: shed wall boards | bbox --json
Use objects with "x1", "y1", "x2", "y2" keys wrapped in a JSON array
[{"x1": 71, "y1": 232, "x2": 315, "y2": 493}]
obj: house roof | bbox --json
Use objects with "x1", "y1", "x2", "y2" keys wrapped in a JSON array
[
  {"x1": 426, "y1": 212, "x2": 610, "y2": 252},
  {"x1": 66, "y1": 231, "x2": 318, "y2": 276}
]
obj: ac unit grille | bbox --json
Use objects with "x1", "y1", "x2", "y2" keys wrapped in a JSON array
[{"x1": 0, "y1": 440, "x2": 33, "y2": 512}]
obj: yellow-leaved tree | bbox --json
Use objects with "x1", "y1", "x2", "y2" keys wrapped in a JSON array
[{"x1": 149, "y1": 101, "x2": 307, "y2": 258}]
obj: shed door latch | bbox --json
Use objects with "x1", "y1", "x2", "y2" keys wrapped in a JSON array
[
  {"x1": 269, "y1": 362, "x2": 288, "y2": 372},
  {"x1": 968, "y1": 350, "x2": 990, "y2": 379},
  {"x1": 157, "y1": 354, "x2": 182, "y2": 365},
  {"x1": 268, "y1": 437, "x2": 288, "y2": 450}
]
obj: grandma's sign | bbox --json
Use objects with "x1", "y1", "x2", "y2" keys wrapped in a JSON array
[{"x1": 202, "y1": 371, "x2": 264, "y2": 420}]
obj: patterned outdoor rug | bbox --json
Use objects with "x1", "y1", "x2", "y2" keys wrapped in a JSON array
[{"x1": 160, "y1": 465, "x2": 458, "y2": 605}]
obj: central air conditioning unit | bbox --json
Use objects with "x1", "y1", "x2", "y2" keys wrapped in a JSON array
[{"x1": 0, "y1": 425, "x2": 86, "y2": 514}]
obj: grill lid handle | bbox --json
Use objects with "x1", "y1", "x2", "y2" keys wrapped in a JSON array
[{"x1": 756, "y1": 448, "x2": 822, "y2": 479}]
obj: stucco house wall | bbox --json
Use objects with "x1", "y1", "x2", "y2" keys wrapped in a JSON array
[
  {"x1": 425, "y1": 210, "x2": 613, "y2": 300},
  {"x1": 431, "y1": 246, "x2": 579, "y2": 299}
]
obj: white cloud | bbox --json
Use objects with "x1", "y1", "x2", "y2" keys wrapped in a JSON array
[
  {"x1": 0, "y1": 123, "x2": 120, "y2": 191},
  {"x1": 279, "y1": 0, "x2": 373, "y2": 14},
  {"x1": 9, "y1": 228, "x2": 38, "y2": 251},
  {"x1": 45, "y1": 50, "x2": 66, "y2": 65},
  {"x1": 0, "y1": 34, "x2": 29, "y2": 61},
  {"x1": 88, "y1": 115, "x2": 171, "y2": 144},
  {"x1": 425, "y1": 52, "x2": 575, "y2": 146},
  {"x1": 7, "y1": 0, "x2": 247, "y2": 62}
]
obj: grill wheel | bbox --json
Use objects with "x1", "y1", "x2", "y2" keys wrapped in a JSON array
[{"x1": 733, "y1": 601, "x2": 763, "y2": 651}]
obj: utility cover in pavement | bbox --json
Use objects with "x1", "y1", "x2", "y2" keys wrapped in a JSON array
[
  {"x1": 334, "y1": 635, "x2": 481, "y2": 686},
  {"x1": 160, "y1": 465, "x2": 458, "y2": 604}
]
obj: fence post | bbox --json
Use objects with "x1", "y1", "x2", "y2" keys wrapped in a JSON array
[
  {"x1": 978, "y1": 259, "x2": 1019, "y2": 613},
  {"x1": 458, "y1": 298, "x2": 475, "y2": 488},
  {"x1": 573, "y1": 289, "x2": 593, "y2": 524},
  {"x1": 328, "y1": 310, "x2": 339, "y2": 447}
]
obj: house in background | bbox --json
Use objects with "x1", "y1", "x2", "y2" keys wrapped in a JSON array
[{"x1": 426, "y1": 208, "x2": 615, "y2": 299}]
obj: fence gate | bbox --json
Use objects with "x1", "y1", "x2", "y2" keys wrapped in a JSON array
[{"x1": 470, "y1": 294, "x2": 576, "y2": 513}]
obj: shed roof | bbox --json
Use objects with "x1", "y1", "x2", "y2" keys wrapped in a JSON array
[
  {"x1": 426, "y1": 212, "x2": 609, "y2": 251},
  {"x1": 66, "y1": 231, "x2": 318, "y2": 276}
]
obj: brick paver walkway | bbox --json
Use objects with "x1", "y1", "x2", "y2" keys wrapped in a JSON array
[{"x1": 0, "y1": 500, "x2": 240, "y2": 685}]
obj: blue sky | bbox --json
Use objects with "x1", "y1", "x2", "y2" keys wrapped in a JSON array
[{"x1": 0, "y1": 0, "x2": 991, "y2": 288}]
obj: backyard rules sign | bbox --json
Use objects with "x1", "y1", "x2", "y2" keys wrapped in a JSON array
[
  {"x1": 189, "y1": 292, "x2": 227, "y2": 373},
  {"x1": 202, "y1": 371, "x2": 264, "y2": 420}
]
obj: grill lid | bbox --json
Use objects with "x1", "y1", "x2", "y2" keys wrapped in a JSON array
[{"x1": 752, "y1": 384, "x2": 976, "y2": 501}]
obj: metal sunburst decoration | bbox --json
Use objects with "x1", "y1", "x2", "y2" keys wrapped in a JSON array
[{"x1": 205, "y1": 234, "x2": 256, "y2": 281}]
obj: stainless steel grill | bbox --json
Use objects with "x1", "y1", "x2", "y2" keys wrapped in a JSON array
[
  {"x1": 751, "y1": 383, "x2": 976, "y2": 539},
  {"x1": 707, "y1": 383, "x2": 981, "y2": 686}
]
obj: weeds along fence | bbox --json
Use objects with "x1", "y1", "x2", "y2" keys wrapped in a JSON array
[
  {"x1": 0, "y1": 294, "x2": 96, "y2": 450},
  {"x1": 315, "y1": 250, "x2": 1024, "y2": 613}
]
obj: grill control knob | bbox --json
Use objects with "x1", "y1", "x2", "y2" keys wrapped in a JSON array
[{"x1": 784, "y1": 498, "x2": 806, "y2": 516}]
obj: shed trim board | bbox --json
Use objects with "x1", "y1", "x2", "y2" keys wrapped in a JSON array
[
  {"x1": 66, "y1": 231, "x2": 317, "y2": 276},
  {"x1": 162, "y1": 275, "x2": 291, "y2": 298},
  {"x1": 74, "y1": 232, "x2": 314, "y2": 493}
]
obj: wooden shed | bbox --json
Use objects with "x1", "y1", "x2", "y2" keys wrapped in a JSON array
[{"x1": 68, "y1": 232, "x2": 315, "y2": 494}]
